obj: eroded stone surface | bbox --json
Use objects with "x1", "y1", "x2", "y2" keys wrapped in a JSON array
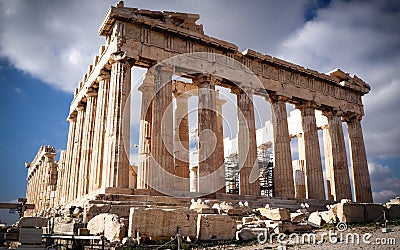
[
  {"x1": 197, "y1": 214, "x2": 236, "y2": 240},
  {"x1": 87, "y1": 213, "x2": 126, "y2": 242}
]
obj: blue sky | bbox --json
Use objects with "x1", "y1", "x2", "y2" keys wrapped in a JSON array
[{"x1": 0, "y1": 0, "x2": 399, "y2": 223}]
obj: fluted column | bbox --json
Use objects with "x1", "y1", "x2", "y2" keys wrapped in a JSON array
[
  {"x1": 173, "y1": 91, "x2": 190, "y2": 191},
  {"x1": 215, "y1": 91, "x2": 226, "y2": 194},
  {"x1": 61, "y1": 115, "x2": 76, "y2": 202},
  {"x1": 151, "y1": 65, "x2": 174, "y2": 192},
  {"x1": 235, "y1": 87, "x2": 260, "y2": 195},
  {"x1": 194, "y1": 74, "x2": 223, "y2": 194},
  {"x1": 270, "y1": 94, "x2": 295, "y2": 198},
  {"x1": 56, "y1": 150, "x2": 66, "y2": 204},
  {"x1": 344, "y1": 114, "x2": 373, "y2": 203},
  {"x1": 90, "y1": 73, "x2": 111, "y2": 192},
  {"x1": 323, "y1": 111, "x2": 352, "y2": 201},
  {"x1": 102, "y1": 55, "x2": 132, "y2": 189},
  {"x1": 70, "y1": 105, "x2": 86, "y2": 201},
  {"x1": 137, "y1": 74, "x2": 154, "y2": 189},
  {"x1": 78, "y1": 88, "x2": 98, "y2": 198},
  {"x1": 297, "y1": 102, "x2": 325, "y2": 200}
]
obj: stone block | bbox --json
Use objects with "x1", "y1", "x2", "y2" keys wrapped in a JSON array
[
  {"x1": 364, "y1": 204, "x2": 384, "y2": 222},
  {"x1": 388, "y1": 204, "x2": 400, "y2": 219},
  {"x1": 128, "y1": 208, "x2": 197, "y2": 239},
  {"x1": 197, "y1": 207, "x2": 215, "y2": 214},
  {"x1": 290, "y1": 212, "x2": 307, "y2": 223},
  {"x1": 17, "y1": 245, "x2": 46, "y2": 249},
  {"x1": 319, "y1": 210, "x2": 336, "y2": 224},
  {"x1": 19, "y1": 228, "x2": 42, "y2": 245},
  {"x1": 308, "y1": 212, "x2": 322, "y2": 227},
  {"x1": 19, "y1": 217, "x2": 48, "y2": 228},
  {"x1": 53, "y1": 222, "x2": 85, "y2": 235},
  {"x1": 83, "y1": 204, "x2": 111, "y2": 223},
  {"x1": 266, "y1": 221, "x2": 311, "y2": 234},
  {"x1": 78, "y1": 228, "x2": 89, "y2": 236},
  {"x1": 333, "y1": 203, "x2": 365, "y2": 223},
  {"x1": 242, "y1": 216, "x2": 256, "y2": 224},
  {"x1": 257, "y1": 208, "x2": 290, "y2": 221},
  {"x1": 236, "y1": 228, "x2": 266, "y2": 241},
  {"x1": 4, "y1": 232, "x2": 19, "y2": 241},
  {"x1": 197, "y1": 214, "x2": 236, "y2": 240},
  {"x1": 87, "y1": 213, "x2": 125, "y2": 242}
]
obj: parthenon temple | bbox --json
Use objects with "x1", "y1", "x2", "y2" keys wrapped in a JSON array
[{"x1": 24, "y1": 2, "x2": 373, "y2": 217}]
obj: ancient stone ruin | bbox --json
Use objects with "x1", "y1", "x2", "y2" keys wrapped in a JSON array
[{"x1": 20, "y1": 1, "x2": 379, "y2": 246}]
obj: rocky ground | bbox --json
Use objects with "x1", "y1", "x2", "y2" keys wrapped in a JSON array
[{"x1": 193, "y1": 225, "x2": 399, "y2": 250}]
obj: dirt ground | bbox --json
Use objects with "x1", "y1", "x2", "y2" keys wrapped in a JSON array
[{"x1": 198, "y1": 225, "x2": 399, "y2": 250}]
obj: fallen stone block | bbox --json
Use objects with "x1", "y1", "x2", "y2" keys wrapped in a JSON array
[
  {"x1": 19, "y1": 217, "x2": 48, "y2": 228},
  {"x1": 83, "y1": 204, "x2": 111, "y2": 223},
  {"x1": 319, "y1": 210, "x2": 336, "y2": 224},
  {"x1": 266, "y1": 221, "x2": 311, "y2": 234},
  {"x1": 128, "y1": 208, "x2": 197, "y2": 240},
  {"x1": 236, "y1": 228, "x2": 266, "y2": 241},
  {"x1": 257, "y1": 208, "x2": 290, "y2": 221},
  {"x1": 19, "y1": 228, "x2": 42, "y2": 245},
  {"x1": 308, "y1": 212, "x2": 322, "y2": 227},
  {"x1": 87, "y1": 213, "x2": 125, "y2": 242},
  {"x1": 197, "y1": 207, "x2": 215, "y2": 214},
  {"x1": 190, "y1": 202, "x2": 211, "y2": 213},
  {"x1": 197, "y1": 214, "x2": 236, "y2": 240},
  {"x1": 290, "y1": 212, "x2": 307, "y2": 223},
  {"x1": 53, "y1": 222, "x2": 85, "y2": 235},
  {"x1": 332, "y1": 203, "x2": 365, "y2": 223},
  {"x1": 388, "y1": 204, "x2": 400, "y2": 219},
  {"x1": 364, "y1": 204, "x2": 385, "y2": 222},
  {"x1": 242, "y1": 216, "x2": 256, "y2": 224}
]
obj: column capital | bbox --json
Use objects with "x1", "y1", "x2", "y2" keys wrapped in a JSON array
[
  {"x1": 96, "y1": 72, "x2": 111, "y2": 82},
  {"x1": 76, "y1": 104, "x2": 86, "y2": 112},
  {"x1": 109, "y1": 51, "x2": 135, "y2": 66},
  {"x1": 295, "y1": 100, "x2": 318, "y2": 110},
  {"x1": 342, "y1": 112, "x2": 363, "y2": 122},
  {"x1": 138, "y1": 83, "x2": 154, "y2": 93},
  {"x1": 268, "y1": 93, "x2": 289, "y2": 103},
  {"x1": 192, "y1": 73, "x2": 212, "y2": 84},
  {"x1": 86, "y1": 87, "x2": 98, "y2": 98},
  {"x1": 322, "y1": 109, "x2": 343, "y2": 118}
]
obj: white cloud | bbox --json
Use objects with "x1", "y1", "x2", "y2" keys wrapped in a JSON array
[
  {"x1": 0, "y1": 0, "x2": 109, "y2": 92},
  {"x1": 368, "y1": 162, "x2": 400, "y2": 203},
  {"x1": 277, "y1": 0, "x2": 400, "y2": 160}
]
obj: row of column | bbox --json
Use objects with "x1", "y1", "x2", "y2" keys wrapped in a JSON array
[
  {"x1": 26, "y1": 146, "x2": 57, "y2": 216},
  {"x1": 271, "y1": 95, "x2": 372, "y2": 203},
  {"x1": 137, "y1": 72, "x2": 261, "y2": 196},
  {"x1": 57, "y1": 56, "x2": 132, "y2": 204}
]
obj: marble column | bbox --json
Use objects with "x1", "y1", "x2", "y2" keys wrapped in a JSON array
[
  {"x1": 70, "y1": 105, "x2": 86, "y2": 201},
  {"x1": 270, "y1": 94, "x2": 295, "y2": 198},
  {"x1": 173, "y1": 91, "x2": 190, "y2": 192},
  {"x1": 56, "y1": 150, "x2": 66, "y2": 204},
  {"x1": 137, "y1": 74, "x2": 154, "y2": 189},
  {"x1": 102, "y1": 55, "x2": 131, "y2": 189},
  {"x1": 90, "y1": 73, "x2": 111, "y2": 192},
  {"x1": 215, "y1": 91, "x2": 226, "y2": 194},
  {"x1": 78, "y1": 88, "x2": 98, "y2": 197},
  {"x1": 194, "y1": 74, "x2": 222, "y2": 194},
  {"x1": 61, "y1": 114, "x2": 76, "y2": 202},
  {"x1": 297, "y1": 102, "x2": 325, "y2": 200},
  {"x1": 344, "y1": 114, "x2": 373, "y2": 203},
  {"x1": 323, "y1": 111, "x2": 352, "y2": 201},
  {"x1": 235, "y1": 87, "x2": 260, "y2": 195},
  {"x1": 151, "y1": 65, "x2": 175, "y2": 192}
]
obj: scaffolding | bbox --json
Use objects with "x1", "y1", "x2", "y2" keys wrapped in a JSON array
[
  {"x1": 224, "y1": 145, "x2": 274, "y2": 196},
  {"x1": 224, "y1": 154, "x2": 239, "y2": 194}
]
